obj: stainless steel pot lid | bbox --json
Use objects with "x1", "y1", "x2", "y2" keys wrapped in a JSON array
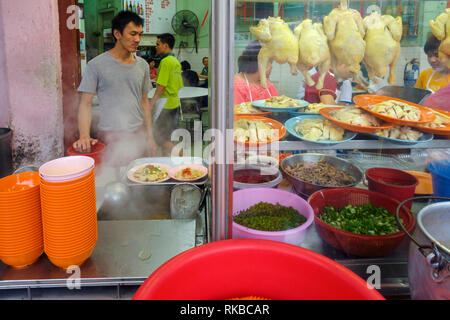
[{"x1": 170, "y1": 183, "x2": 202, "y2": 219}]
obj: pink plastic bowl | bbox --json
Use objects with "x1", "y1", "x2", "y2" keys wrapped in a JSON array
[
  {"x1": 232, "y1": 188, "x2": 314, "y2": 245},
  {"x1": 39, "y1": 156, "x2": 94, "y2": 182}
]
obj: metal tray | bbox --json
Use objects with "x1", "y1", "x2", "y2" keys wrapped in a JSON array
[
  {"x1": 122, "y1": 157, "x2": 209, "y2": 187},
  {"x1": 338, "y1": 151, "x2": 413, "y2": 172}
]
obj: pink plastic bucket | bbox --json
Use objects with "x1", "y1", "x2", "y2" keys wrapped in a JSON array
[{"x1": 232, "y1": 188, "x2": 314, "y2": 245}]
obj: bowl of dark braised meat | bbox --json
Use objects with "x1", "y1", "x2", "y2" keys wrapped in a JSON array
[
  {"x1": 281, "y1": 154, "x2": 363, "y2": 198},
  {"x1": 233, "y1": 164, "x2": 282, "y2": 191}
]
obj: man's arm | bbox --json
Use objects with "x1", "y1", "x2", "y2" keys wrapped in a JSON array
[
  {"x1": 149, "y1": 84, "x2": 166, "y2": 107},
  {"x1": 142, "y1": 93, "x2": 158, "y2": 156},
  {"x1": 73, "y1": 92, "x2": 97, "y2": 152},
  {"x1": 198, "y1": 74, "x2": 208, "y2": 80}
]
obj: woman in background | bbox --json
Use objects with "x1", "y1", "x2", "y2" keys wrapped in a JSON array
[
  {"x1": 415, "y1": 33, "x2": 450, "y2": 93},
  {"x1": 234, "y1": 41, "x2": 278, "y2": 105},
  {"x1": 148, "y1": 59, "x2": 158, "y2": 81},
  {"x1": 303, "y1": 61, "x2": 354, "y2": 105},
  {"x1": 180, "y1": 60, "x2": 200, "y2": 87}
]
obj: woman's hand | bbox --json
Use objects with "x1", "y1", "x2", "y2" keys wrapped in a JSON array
[{"x1": 73, "y1": 137, "x2": 98, "y2": 153}]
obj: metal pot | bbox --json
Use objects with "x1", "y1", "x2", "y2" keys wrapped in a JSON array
[
  {"x1": 170, "y1": 183, "x2": 203, "y2": 220},
  {"x1": 280, "y1": 153, "x2": 363, "y2": 198},
  {"x1": 396, "y1": 196, "x2": 450, "y2": 300}
]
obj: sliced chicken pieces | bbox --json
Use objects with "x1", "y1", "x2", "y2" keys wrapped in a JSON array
[
  {"x1": 376, "y1": 126, "x2": 423, "y2": 141},
  {"x1": 233, "y1": 120, "x2": 274, "y2": 143},
  {"x1": 295, "y1": 118, "x2": 344, "y2": 141},
  {"x1": 332, "y1": 106, "x2": 381, "y2": 127},
  {"x1": 368, "y1": 100, "x2": 421, "y2": 121}
]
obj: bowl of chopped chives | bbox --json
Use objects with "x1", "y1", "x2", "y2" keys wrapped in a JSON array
[
  {"x1": 308, "y1": 187, "x2": 415, "y2": 257},
  {"x1": 232, "y1": 188, "x2": 314, "y2": 246}
]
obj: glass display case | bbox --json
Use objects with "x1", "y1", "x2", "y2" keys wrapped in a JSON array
[
  {"x1": 210, "y1": 0, "x2": 450, "y2": 298},
  {"x1": 0, "y1": 0, "x2": 448, "y2": 299}
]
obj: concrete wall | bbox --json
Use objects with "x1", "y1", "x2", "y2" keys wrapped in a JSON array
[
  {"x1": 172, "y1": 0, "x2": 210, "y2": 75},
  {"x1": 0, "y1": 0, "x2": 64, "y2": 169},
  {"x1": 175, "y1": 0, "x2": 210, "y2": 49},
  {"x1": 0, "y1": 5, "x2": 9, "y2": 128}
]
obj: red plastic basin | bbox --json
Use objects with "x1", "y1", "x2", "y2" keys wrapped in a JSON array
[
  {"x1": 66, "y1": 142, "x2": 105, "y2": 166},
  {"x1": 132, "y1": 239, "x2": 385, "y2": 300},
  {"x1": 366, "y1": 167, "x2": 418, "y2": 209}
]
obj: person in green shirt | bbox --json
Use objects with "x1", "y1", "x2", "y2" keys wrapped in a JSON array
[
  {"x1": 149, "y1": 33, "x2": 183, "y2": 156},
  {"x1": 198, "y1": 56, "x2": 208, "y2": 88}
]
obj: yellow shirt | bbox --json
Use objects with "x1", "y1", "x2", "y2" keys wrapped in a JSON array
[{"x1": 415, "y1": 68, "x2": 450, "y2": 93}]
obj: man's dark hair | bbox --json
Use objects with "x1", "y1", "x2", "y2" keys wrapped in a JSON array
[
  {"x1": 111, "y1": 11, "x2": 144, "y2": 41},
  {"x1": 157, "y1": 33, "x2": 176, "y2": 50},
  {"x1": 424, "y1": 32, "x2": 441, "y2": 54},
  {"x1": 181, "y1": 61, "x2": 191, "y2": 71},
  {"x1": 238, "y1": 41, "x2": 261, "y2": 74}
]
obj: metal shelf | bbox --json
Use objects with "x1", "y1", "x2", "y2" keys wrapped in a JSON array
[{"x1": 246, "y1": 139, "x2": 450, "y2": 151}]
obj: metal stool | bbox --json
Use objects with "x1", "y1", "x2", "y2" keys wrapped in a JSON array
[{"x1": 178, "y1": 113, "x2": 201, "y2": 138}]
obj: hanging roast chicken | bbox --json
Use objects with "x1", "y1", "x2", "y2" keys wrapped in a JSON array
[
  {"x1": 362, "y1": 11, "x2": 402, "y2": 85},
  {"x1": 430, "y1": 8, "x2": 450, "y2": 68},
  {"x1": 323, "y1": 0, "x2": 366, "y2": 80},
  {"x1": 294, "y1": 19, "x2": 331, "y2": 90},
  {"x1": 250, "y1": 16, "x2": 299, "y2": 88}
]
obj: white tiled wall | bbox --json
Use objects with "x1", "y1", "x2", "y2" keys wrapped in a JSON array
[{"x1": 395, "y1": 46, "x2": 431, "y2": 86}]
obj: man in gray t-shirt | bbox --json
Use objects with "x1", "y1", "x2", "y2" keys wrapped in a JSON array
[
  {"x1": 78, "y1": 52, "x2": 150, "y2": 132},
  {"x1": 73, "y1": 11, "x2": 157, "y2": 166}
]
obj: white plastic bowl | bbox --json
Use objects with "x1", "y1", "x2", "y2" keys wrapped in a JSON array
[{"x1": 39, "y1": 156, "x2": 95, "y2": 182}]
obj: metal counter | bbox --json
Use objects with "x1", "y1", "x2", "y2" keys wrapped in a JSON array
[
  {"x1": 0, "y1": 166, "x2": 210, "y2": 300},
  {"x1": 0, "y1": 160, "x2": 431, "y2": 299},
  {"x1": 0, "y1": 218, "x2": 208, "y2": 299}
]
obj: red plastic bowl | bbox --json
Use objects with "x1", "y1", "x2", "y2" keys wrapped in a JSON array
[
  {"x1": 308, "y1": 188, "x2": 415, "y2": 257},
  {"x1": 366, "y1": 167, "x2": 418, "y2": 209},
  {"x1": 66, "y1": 142, "x2": 105, "y2": 165},
  {"x1": 133, "y1": 239, "x2": 384, "y2": 300}
]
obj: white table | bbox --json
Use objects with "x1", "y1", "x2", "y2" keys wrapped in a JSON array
[{"x1": 148, "y1": 87, "x2": 208, "y2": 99}]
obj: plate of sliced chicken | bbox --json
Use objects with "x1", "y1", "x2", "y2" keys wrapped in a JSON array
[
  {"x1": 251, "y1": 95, "x2": 309, "y2": 112},
  {"x1": 353, "y1": 95, "x2": 436, "y2": 125},
  {"x1": 234, "y1": 102, "x2": 272, "y2": 116},
  {"x1": 320, "y1": 106, "x2": 394, "y2": 133},
  {"x1": 288, "y1": 103, "x2": 341, "y2": 116},
  {"x1": 411, "y1": 108, "x2": 450, "y2": 135},
  {"x1": 285, "y1": 115, "x2": 357, "y2": 145},
  {"x1": 233, "y1": 115, "x2": 286, "y2": 146},
  {"x1": 369, "y1": 125, "x2": 434, "y2": 145}
]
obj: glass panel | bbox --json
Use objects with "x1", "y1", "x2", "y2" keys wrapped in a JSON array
[{"x1": 231, "y1": 0, "x2": 450, "y2": 293}]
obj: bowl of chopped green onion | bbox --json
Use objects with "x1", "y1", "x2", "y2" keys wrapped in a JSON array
[
  {"x1": 308, "y1": 188, "x2": 415, "y2": 257},
  {"x1": 232, "y1": 188, "x2": 314, "y2": 246}
]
